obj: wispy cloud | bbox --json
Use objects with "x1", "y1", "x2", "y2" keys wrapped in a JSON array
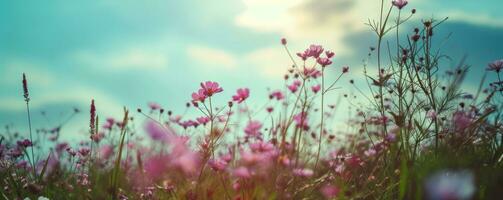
[
  {"x1": 186, "y1": 45, "x2": 238, "y2": 70},
  {"x1": 73, "y1": 47, "x2": 169, "y2": 71}
]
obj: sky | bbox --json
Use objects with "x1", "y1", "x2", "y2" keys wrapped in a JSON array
[{"x1": 1, "y1": 0, "x2": 502, "y2": 141}]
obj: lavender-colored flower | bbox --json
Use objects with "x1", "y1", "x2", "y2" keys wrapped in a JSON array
[{"x1": 425, "y1": 170, "x2": 475, "y2": 200}]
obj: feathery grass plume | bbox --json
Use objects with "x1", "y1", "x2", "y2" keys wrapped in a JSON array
[
  {"x1": 22, "y1": 73, "x2": 29, "y2": 102},
  {"x1": 22, "y1": 73, "x2": 36, "y2": 176},
  {"x1": 90, "y1": 99, "x2": 96, "y2": 134}
]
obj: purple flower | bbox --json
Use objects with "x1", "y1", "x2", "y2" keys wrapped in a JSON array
[{"x1": 17, "y1": 139, "x2": 33, "y2": 148}]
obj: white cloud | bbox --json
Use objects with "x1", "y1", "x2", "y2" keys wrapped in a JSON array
[
  {"x1": 236, "y1": 0, "x2": 380, "y2": 57},
  {"x1": 186, "y1": 45, "x2": 238, "y2": 70},
  {"x1": 73, "y1": 47, "x2": 169, "y2": 71},
  {"x1": 0, "y1": 59, "x2": 56, "y2": 87},
  {"x1": 244, "y1": 46, "x2": 292, "y2": 78}
]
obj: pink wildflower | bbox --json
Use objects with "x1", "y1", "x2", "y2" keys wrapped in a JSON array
[
  {"x1": 270, "y1": 90, "x2": 285, "y2": 100},
  {"x1": 303, "y1": 67, "x2": 321, "y2": 78},
  {"x1": 288, "y1": 84, "x2": 298, "y2": 93},
  {"x1": 325, "y1": 50, "x2": 335, "y2": 58},
  {"x1": 296, "y1": 52, "x2": 308, "y2": 61},
  {"x1": 312, "y1": 84, "x2": 321, "y2": 93},
  {"x1": 148, "y1": 102, "x2": 161, "y2": 110},
  {"x1": 200, "y1": 81, "x2": 223, "y2": 97},
  {"x1": 78, "y1": 147, "x2": 91, "y2": 157},
  {"x1": 317, "y1": 57, "x2": 332, "y2": 67},
  {"x1": 320, "y1": 184, "x2": 340, "y2": 199},
  {"x1": 233, "y1": 166, "x2": 251, "y2": 178},
  {"x1": 392, "y1": 0, "x2": 408, "y2": 9},
  {"x1": 294, "y1": 112, "x2": 309, "y2": 130},
  {"x1": 208, "y1": 159, "x2": 228, "y2": 171},
  {"x1": 232, "y1": 88, "x2": 250, "y2": 103},
  {"x1": 99, "y1": 145, "x2": 114, "y2": 160},
  {"x1": 293, "y1": 80, "x2": 302, "y2": 86},
  {"x1": 17, "y1": 139, "x2": 33, "y2": 148},
  {"x1": 145, "y1": 120, "x2": 176, "y2": 142},
  {"x1": 191, "y1": 89, "x2": 207, "y2": 103},
  {"x1": 306, "y1": 45, "x2": 324, "y2": 58},
  {"x1": 244, "y1": 120, "x2": 262, "y2": 137}
]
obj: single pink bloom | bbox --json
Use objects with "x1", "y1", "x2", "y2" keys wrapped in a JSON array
[
  {"x1": 233, "y1": 166, "x2": 251, "y2": 178},
  {"x1": 144, "y1": 155, "x2": 170, "y2": 178},
  {"x1": 99, "y1": 144, "x2": 114, "y2": 160},
  {"x1": 232, "y1": 88, "x2": 250, "y2": 103},
  {"x1": 174, "y1": 150, "x2": 200, "y2": 174},
  {"x1": 392, "y1": 0, "x2": 408, "y2": 9},
  {"x1": 325, "y1": 50, "x2": 335, "y2": 58},
  {"x1": 191, "y1": 89, "x2": 207, "y2": 103},
  {"x1": 364, "y1": 148, "x2": 377, "y2": 157},
  {"x1": 244, "y1": 120, "x2": 262, "y2": 137},
  {"x1": 320, "y1": 184, "x2": 340, "y2": 199},
  {"x1": 296, "y1": 52, "x2": 308, "y2": 61},
  {"x1": 221, "y1": 153, "x2": 233, "y2": 163},
  {"x1": 266, "y1": 107, "x2": 274, "y2": 113},
  {"x1": 294, "y1": 112, "x2": 309, "y2": 130},
  {"x1": 293, "y1": 80, "x2": 302, "y2": 86},
  {"x1": 270, "y1": 90, "x2": 285, "y2": 100},
  {"x1": 317, "y1": 57, "x2": 332, "y2": 67},
  {"x1": 145, "y1": 121, "x2": 175, "y2": 142},
  {"x1": 208, "y1": 159, "x2": 228, "y2": 171},
  {"x1": 200, "y1": 81, "x2": 223, "y2": 97},
  {"x1": 148, "y1": 102, "x2": 162, "y2": 110},
  {"x1": 78, "y1": 147, "x2": 91, "y2": 157},
  {"x1": 306, "y1": 45, "x2": 324, "y2": 58},
  {"x1": 312, "y1": 84, "x2": 321, "y2": 93},
  {"x1": 90, "y1": 132, "x2": 104, "y2": 143},
  {"x1": 288, "y1": 84, "x2": 298, "y2": 93}
]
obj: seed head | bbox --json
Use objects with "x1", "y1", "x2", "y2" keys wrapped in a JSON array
[{"x1": 22, "y1": 73, "x2": 29, "y2": 102}]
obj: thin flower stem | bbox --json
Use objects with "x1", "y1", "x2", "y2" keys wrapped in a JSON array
[
  {"x1": 25, "y1": 101, "x2": 36, "y2": 176},
  {"x1": 314, "y1": 67, "x2": 326, "y2": 169}
]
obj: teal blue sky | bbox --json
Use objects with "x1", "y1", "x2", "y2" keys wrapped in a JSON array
[{"x1": 1, "y1": 0, "x2": 502, "y2": 141}]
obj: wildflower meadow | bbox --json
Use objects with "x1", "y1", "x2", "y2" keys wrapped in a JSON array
[{"x1": 1, "y1": 0, "x2": 502, "y2": 199}]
